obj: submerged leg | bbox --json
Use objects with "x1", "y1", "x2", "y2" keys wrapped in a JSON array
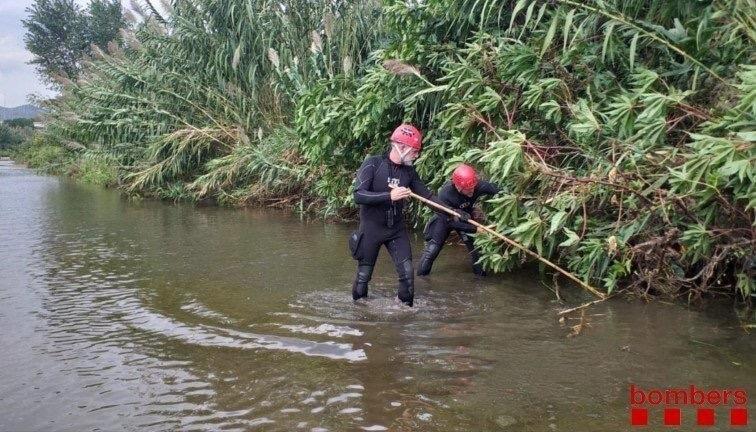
[
  {"x1": 352, "y1": 264, "x2": 374, "y2": 300},
  {"x1": 416, "y1": 240, "x2": 443, "y2": 276},
  {"x1": 461, "y1": 231, "x2": 485, "y2": 276},
  {"x1": 352, "y1": 232, "x2": 381, "y2": 301},
  {"x1": 418, "y1": 216, "x2": 450, "y2": 276},
  {"x1": 387, "y1": 234, "x2": 414, "y2": 306}
]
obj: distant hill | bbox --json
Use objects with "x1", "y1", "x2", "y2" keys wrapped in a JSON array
[{"x1": 0, "y1": 104, "x2": 44, "y2": 121}]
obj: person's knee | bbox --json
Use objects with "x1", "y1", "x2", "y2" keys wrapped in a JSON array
[
  {"x1": 399, "y1": 259, "x2": 413, "y2": 283},
  {"x1": 353, "y1": 264, "x2": 373, "y2": 300},
  {"x1": 417, "y1": 240, "x2": 441, "y2": 276},
  {"x1": 397, "y1": 258, "x2": 414, "y2": 303},
  {"x1": 356, "y1": 264, "x2": 374, "y2": 282}
]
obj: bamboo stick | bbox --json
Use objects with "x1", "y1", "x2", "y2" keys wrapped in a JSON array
[
  {"x1": 406, "y1": 190, "x2": 606, "y2": 299},
  {"x1": 557, "y1": 297, "x2": 611, "y2": 316}
]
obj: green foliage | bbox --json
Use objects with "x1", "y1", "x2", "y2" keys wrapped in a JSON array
[
  {"x1": 23, "y1": 0, "x2": 87, "y2": 83},
  {"x1": 0, "y1": 124, "x2": 24, "y2": 149},
  {"x1": 295, "y1": 0, "x2": 755, "y2": 300},
  {"x1": 189, "y1": 126, "x2": 308, "y2": 206},
  {"x1": 39, "y1": 0, "x2": 382, "y2": 215},
  {"x1": 76, "y1": 151, "x2": 118, "y2": 186},
  {"x1": 85, "y1": 0, "x2": 124, "y2": 50},
  {"x1": 1, "y1": 119, "x2": 35, "y2": 152},
  {"x1": 4, "y1": 118, "x2": 35, "y2": 128},
  {"x1": 15, "y1": 133, "x2": 75, "y2": 174}
]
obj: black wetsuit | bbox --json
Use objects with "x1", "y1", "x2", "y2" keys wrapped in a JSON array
[
  {"x1": 350, "y1": 154, "x2": 435, "y2": 306},
  {"x1": 417, "y1": 180, "x2": 500, "y2": 276}
]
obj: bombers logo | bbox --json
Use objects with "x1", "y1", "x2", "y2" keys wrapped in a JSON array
[
  {"x1": 629, "y1": 384, "x2": 748, "y2": 427},
  {"x1": 387, "y1": 177, "x2": 400, "y2": 189}
]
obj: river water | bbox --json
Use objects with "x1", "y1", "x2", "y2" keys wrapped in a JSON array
[{"x1": 0, "y1": 160, "x2": 753, "y2": 431}]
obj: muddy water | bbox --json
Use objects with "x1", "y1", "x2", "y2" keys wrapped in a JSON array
[{"x1": 0, "y1": 160, "x2": 753, "y2": 431}]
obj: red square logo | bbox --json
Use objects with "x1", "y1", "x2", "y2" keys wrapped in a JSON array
[
  {"x1": 631, "y1": 408, "x2": 648, "y2": 426},
  {"x1": 697, "y1": 408, "x2": 715, "y2": 426},
  {"x1": 664, "y1": 408, "x2": 681, "y2": 426},
  {"x1": 731, "y1": 408, "x2": 748, "y2": 426}
]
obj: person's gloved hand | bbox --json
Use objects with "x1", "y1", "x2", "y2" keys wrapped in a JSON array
[{"x1": 454, "y1": 210, "x2": 471, "y2": 222}]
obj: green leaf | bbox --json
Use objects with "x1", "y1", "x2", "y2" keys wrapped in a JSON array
[
  {"x1": 602, "y1": 21, "x2": 616, "y2": 62},
  {"x1": 549, "y1": 211, "x2": 568, "y2": 235},
  {"x1": 718, "y1": 159, "x2": 748, "y2": 177},
  {"x1": 522, "y1": 1, "x2": 537, "y2": 33},
  {"x1": 402, "y1": 84, "x2": 450, "y2": 104},
  {"x1": 509, "y1": 0, "x2": 528, "y2": 32},
  {"x1": 559, "y1": 228, "x2": 580, "y2": 247},
  {"x1": 563, "y1": 9, "x2": 575, "y2": 49},
  {"x1": 629, "y1": 32, "x2": 639, "y2": 71},
  {"x1": 541, "y1": 13, "x2": 559, "y2": 57}
]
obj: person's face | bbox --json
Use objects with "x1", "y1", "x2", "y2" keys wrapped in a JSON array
[
  {"x1": 391, "y1": 141, "x2": 419, "y2": 164},
  {"x1": 456, "y1": 183, "x2": 475, "y2": 197}
]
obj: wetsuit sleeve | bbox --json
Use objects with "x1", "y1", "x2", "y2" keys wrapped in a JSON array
[
  {"x1": 353, "y1": 158, "x2": 391, "y2": 205},
  {"x1": 409, "y1": 168, "x2": 435, "y2": 200},
  {"x1": 449, "y1": 219, "x2": 477, "y2": 233},
  {"x1": 410, "y1": 171, "x2": 465, "y2": 226},
  {"x1": 478, "y1": 180, "x2": 500, "y2": 197},
  {"x1": 437, "y1": 182, "x2": 455, "y2": 207}
]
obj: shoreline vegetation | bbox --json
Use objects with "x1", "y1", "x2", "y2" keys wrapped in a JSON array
[{"x1": 13, "y1": 0, "x2": 755, "y2": 306}]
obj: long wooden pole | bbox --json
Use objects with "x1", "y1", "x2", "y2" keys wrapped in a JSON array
[{"x1": 406, "y1": 191, "x2": 605, "y2": 299}]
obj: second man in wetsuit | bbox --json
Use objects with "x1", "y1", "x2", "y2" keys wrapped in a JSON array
[{"x1": 417, "y1": 164, "x2": 500, "y2": 277}]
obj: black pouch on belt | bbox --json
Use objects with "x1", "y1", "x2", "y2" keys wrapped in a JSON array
[{"x1": 348, "y1": 230, "x2": 364, "y2": 260}]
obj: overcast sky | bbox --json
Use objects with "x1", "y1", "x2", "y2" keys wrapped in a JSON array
[{"x1": 0, "y1": 0, "x2": 93, "y2": 107}]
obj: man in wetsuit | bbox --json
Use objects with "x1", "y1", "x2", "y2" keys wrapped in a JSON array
[
  {"x1": 417, "y1": 164, "x2": 500, "y2": 277},
  {"x1": 350, "y1": 124, "x2": 441, "y2": 307}
]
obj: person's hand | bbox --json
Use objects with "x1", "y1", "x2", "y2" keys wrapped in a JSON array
[
  {"x1": 454, "y1": 211, "x2": 470, "y2": 222},
  {"x1": 476, "y1": 225, "x2": 485, "y2": 234},
  {"x1": 390, "y1": 186, "x2": 411, "y2": 201}
]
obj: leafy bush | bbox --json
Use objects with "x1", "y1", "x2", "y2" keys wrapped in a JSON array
[
  {"x1": 16, "y1": 133, "x2": 74, "y2": 174},
  {"x1": 295, "y1": 0, "x2": 755, "y2": 300},
  {"x1": 75, "y1": 151, "x2": 118, "y2": 186}
]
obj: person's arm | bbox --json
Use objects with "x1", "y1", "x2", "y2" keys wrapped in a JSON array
[
  {"x1": 437, "y1": 182, "x2": 455, "y2": 208},
  {"x1": 452, "y1": 221, "x2": 477, "y2": 233},
  {"x1": 451, "y1": 180, "x2": 499, "y2": 233},
  {"x1": 409, "y1": 168, "x2": 435, "y2": 200},
  {"x1": 353, "y1": 158, "x2": 391, "y2": 205},
  {"x1": 477, "y1": 180, "x2": 500, "y2": 197}
]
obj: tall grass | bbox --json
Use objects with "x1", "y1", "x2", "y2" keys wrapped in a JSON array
[{"x1": 44, "y1": 0, "x2": 383, "y2": 203}]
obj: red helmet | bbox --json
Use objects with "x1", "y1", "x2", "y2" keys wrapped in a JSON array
[
  {"x1": 452, "y1": 164, "x2": 478, "y2": 192},
  {"x1": 390, "y1": 124, "x2": 422, "y2": 150}
]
